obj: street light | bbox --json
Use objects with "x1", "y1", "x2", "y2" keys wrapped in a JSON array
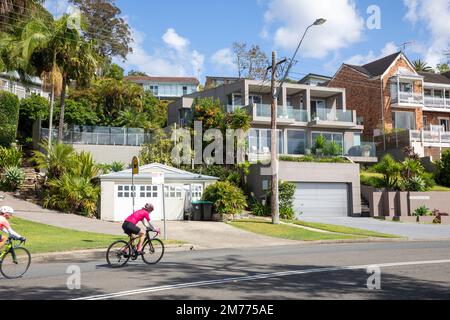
[{"x1": 270, "y1": 18, "x2": 327, "y2": 225}]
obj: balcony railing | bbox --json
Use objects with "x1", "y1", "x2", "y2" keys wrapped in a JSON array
[
  {"x1": 344, "y1": 142, "x2": 377, "y2": 158},
  {"x1": 312, "y1": 109, "x2": 354, "y2": 123},
  {"x1": 410, "y1": 130, "x2": 450, "y2": 145},
  {"x1": 251, "y1": 104, "x2": 308, "y2": 122},
  {"x1": 424, "y1": 96, "x2": 450, "y2": 109},
  {"x1": 392, "y1": 91, "x2": 424, "y2": 105},
  {"x1": 40, "y1": 127, "x2": 151, "y2": 146},
  {"x1": 1, "y1": 83, "x2": 48, "y2": 100}
]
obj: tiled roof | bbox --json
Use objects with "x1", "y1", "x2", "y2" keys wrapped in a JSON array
[
  {"x1": 344, "y1": 52, "x2": 403, "y2": 78},
  {"x1": 125, "y1": 76, "x2": 199, "y2": 85},
  {"x1": 418, "y1": 72, "x2": 450, "y2": 85}
]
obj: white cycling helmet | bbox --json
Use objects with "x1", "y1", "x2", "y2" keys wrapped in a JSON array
[{"x1": 0, "y1": 206, "x2": 14, "y2": 215}]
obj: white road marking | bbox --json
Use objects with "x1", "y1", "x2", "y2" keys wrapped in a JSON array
[{"x1": 74, "y1": 259, "x2": 450, "y2": 300}]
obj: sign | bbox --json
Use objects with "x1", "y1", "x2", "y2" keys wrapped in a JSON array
[
  {"x1": 132, "y1": 156, "x2": 139, "y2": 175},
  {"x1": 151, "y1": 172, "x2": 165, "y2": 185},
  {"x1": 409, "y1": 196, "x2": 430, "y2": 201}
]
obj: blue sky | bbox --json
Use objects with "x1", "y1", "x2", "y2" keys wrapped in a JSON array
[{"x1": 46, "y1": 0, "x2": 450, "y2": 82}]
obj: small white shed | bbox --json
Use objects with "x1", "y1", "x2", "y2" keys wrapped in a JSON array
[{"x1": 99, "y1": 163, "x2": 218, "y2": 222}]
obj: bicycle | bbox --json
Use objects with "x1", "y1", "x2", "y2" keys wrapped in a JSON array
[
  {"x1": 106, "y1": 228, "x2": 164, "y2": 268},
  {"x1": 0, "y1": 237, "x2": 31, "y2": 279}
]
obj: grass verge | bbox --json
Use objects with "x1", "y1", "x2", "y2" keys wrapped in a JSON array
[
  {"x1": 290, "y1": 220, "x2": 400, "y2": 238},
  {"x1": 6, "y1": 217, "x2": 183, "y2": 254},
  {"x1": 228, "y1": 220, "x2": 361, "y2": 241}
]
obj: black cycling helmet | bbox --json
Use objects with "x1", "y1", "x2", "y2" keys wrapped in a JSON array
[{"x1": 144, "y1": 203, "x2": 154, "y2": 212}]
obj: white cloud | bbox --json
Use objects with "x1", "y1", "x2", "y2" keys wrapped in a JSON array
[
  {"x1": 403, "y1": 0, "x2": 450, "y2": 67},
  {"x1": 122, "y1": 28, "x2": 204, "y2": 77},
  {"x1": 44, "y1": 0, "x2": 70, "y2": 17},
  {"x1": 263, "y1": 0, "x2": 365, "y2": 59},
  {"x1": 346, "y1": 42, "x2": 399, "y2": 65},
  {"x1": 162, "y1": 28, "x2": 190, "y2": 51},
  {"x1": 211, "y1": 48, "x2": 234, "y2": 68}
]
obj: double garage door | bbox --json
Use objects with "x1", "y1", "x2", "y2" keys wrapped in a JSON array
[{"x1": 293, "y1": 183, "x2": 349, "y2": 218}]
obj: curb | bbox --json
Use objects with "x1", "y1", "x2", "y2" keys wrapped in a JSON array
[{"x1": 31, "y1": 244, "x2": 196, "y2": 264}]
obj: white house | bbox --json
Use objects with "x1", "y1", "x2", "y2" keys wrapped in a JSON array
[
  {"x1": 99, "y1": 163, "x2": 218, "y2": 222},
  {"x1": 0, "y1": 72, "x2": 50, "y2": 99}
]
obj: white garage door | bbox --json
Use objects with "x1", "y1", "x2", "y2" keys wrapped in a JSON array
[{"x1": 294, "y1": 183, "x2": 349, "y2": 218}]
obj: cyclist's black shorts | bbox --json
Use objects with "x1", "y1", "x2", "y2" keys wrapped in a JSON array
[{"x1": 122, "y1": 221, "x2": 141, "y2": 236}]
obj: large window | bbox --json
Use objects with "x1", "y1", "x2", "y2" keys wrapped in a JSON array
[
  {"x1": 248, "y1": 129, "x2": 283, "y2": 154},
  {"x1": 399, "y1": 82, "x2": 413, "y2": 93},
  {"x1": 393, "y1": 111, "x2": 416, "y2": 130},
  {"x1": 311, "y1": 132, "x2": 344, "y2": 149},
  {"x1": 287, "y1": 130, "x2": 306, "y2": 155}
]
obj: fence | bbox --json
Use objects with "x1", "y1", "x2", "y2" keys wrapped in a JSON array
[{"x1": 40, "y1": 126, "x2": 152, "y2": 147}]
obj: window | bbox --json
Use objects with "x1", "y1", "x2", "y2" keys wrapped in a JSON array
[
  {"x1": 249, "y1": 95, "x2": 262, "y2": 105},
  {"x1": 248, "y1": 129, "x2": 283, "y2": 154},
  {"x1": 399, "y1": 83, "x2": 412, "y2": 93},
  {"x1": 183, "y1": 86, "x2": 187, "y2": 95},
  {"x1": 312, "y1": 132, "x2": 344, "y2": 151},
  {"x1": 287, "y1": 130, "x2": 306, "y2": 155},
  {"x1": 423, "y1": 116, "x2": 428, "y2": 127},
  {"x1": 165, "y1": 186, "x2": 183, "y2": 198},
  {"x1": 139, "y1": 186, "x2": 158, "y2": 198},
  {"x1": 434, "y1": 90, "x2": 443, "y2": 98},
  {"x1": 393, "y1": 111, "x2": 416, "y2": 130},
  {"x1": 191, "y1": 185, "x2": 203, "y2": 199},
  {"x1": 149, "y1": 85, "x2": 159, "y2": 96},
  {"x1": 117, "y1": 185, "x2": 136, "y2": 198},
  {"x1": 440, "y1": 118, "x2": 450, "y2": 132},
  {"x1": 424, "y1": 89, "x2": 432, "y2": 97},
  {"x1": 233, "y1": 94, "x2": 242, "y2": 106}
]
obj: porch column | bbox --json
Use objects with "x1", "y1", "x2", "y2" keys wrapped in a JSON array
[{"x1": 305, "y1": 89, "x2": 311, "y2": 121}]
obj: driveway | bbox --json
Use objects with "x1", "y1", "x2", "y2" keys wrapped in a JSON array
[
  {"x1": 1, "y1": 192, "x2": 298, "y2": 250},
  {"x1": 300, "y1": 216, "x2": 450, "y2": 240}
]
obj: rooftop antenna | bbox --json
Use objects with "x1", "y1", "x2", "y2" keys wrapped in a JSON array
[{"x1": 399, "y1": 41, "x2": 415, "y2": 52}]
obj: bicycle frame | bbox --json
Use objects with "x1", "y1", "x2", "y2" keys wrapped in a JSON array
[{"x1": 0, "y1": 238, "x2": 20, "y2": 262}]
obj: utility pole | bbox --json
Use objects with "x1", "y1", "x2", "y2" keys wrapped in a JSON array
[{"x1": 270, "y1": 51, "x2": 280, "y2": 225}]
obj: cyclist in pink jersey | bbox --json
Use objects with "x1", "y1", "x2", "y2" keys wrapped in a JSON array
[
  {"x1": 0, "y1": 206, "x2": 26, "y2": 250},
  {"x1": 122, "y1": 203, "x2": 159, "y2": 254}
]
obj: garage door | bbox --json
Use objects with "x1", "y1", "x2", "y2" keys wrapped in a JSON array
[{"x1": 294, "y1": 183, "x2": 349, "y2": 218}]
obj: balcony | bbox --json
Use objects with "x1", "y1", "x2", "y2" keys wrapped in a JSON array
[
  {"x1": 410, "y1": 130, "x2": 450, "y2": 147},
  {"x1": 344, "y1": 141, "x2": 377, "y2": 162},
  {"x1": 424, "y1": 96, "x2": 450, "y2": 111},
  {"x1": 308, "y1": 109, "x2": 357, "y2": 128},
  {"x1": 391, "y1": 91, "x2": 424, "y2": 106},
  {"x1": 249, "y1": 103, "x2": 309, "y2": 123}
]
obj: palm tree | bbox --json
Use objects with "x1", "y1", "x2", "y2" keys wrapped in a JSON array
[
  {"x1": 8, "y1": 14, "x2": 99, "y2": 144},
  {"x1": 412, "y1": 59, "x2": 434, "y2": 72}
]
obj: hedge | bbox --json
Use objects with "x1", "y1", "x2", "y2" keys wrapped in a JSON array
[{"x1": 0, "y1": 91, "x2": 20, "y2": 147}]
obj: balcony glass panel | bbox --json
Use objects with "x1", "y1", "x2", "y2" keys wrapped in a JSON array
[{"x1": 313, "y1": 109, "x2": 353, "y2": 122}]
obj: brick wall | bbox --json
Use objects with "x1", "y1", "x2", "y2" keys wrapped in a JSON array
[
  {"x1": 423, "y1": 111, "x2": 450, "y2": 127},
  {"x1": 328, "y1": 66, "x2": 382, "y2": 138}
]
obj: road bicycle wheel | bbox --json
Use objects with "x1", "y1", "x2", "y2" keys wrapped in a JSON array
[
  {"x1": 0, "y1": 247, "x2": 31, "y2": 279},
  {"x1": 106, "y1": 240, "x2": 131, "y2": 268},
  {"x1": 141, "y1": 239, "x2": 164, "y2": 265}
]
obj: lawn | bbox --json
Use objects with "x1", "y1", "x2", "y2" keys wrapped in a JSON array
[
  {"x1": 228, "y1": 220, "x2": 360, "y2": 241},
  {"x1": 290, "y1": 220, "x2": 400, "y2": 238},
  {"x1": 360, "y1": 171, "x2": 450, "y2": 191},
  {"x1": 6, "y1": 218, "x2": 182, "y2": 254}
]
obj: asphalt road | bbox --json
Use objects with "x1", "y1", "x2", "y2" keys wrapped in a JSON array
[{"x1": 2, "y1": 241, "x2": 450, "y2": 300}]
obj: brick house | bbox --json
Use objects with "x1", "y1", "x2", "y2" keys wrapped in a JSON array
[{"x1": 329, "y1": 51, "x2": 450, "y2": 160}]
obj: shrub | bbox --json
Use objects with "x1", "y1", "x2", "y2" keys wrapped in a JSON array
[
  {"x1": 32, "y1": 143, "x2": 77, "y2": 179},
  {"x1": 279, "y1": 181, "x2": 296, "y2": 220},
  {"x1": 1, "y1": 166, "x2": 25, "y2": 191},
  {"x1": 436, "y1": 149, "x2": 450, "y2": 187},
  {"x1": 0, "y1": 146, "x2": 22, "y2": 170},
  {"x1": 373, "y1": 155, "x2": 402, "y2": 190},
  {"x1": 279, "y1": 155, "x2": 349, "y2": 164},
  {"x1": 249, "y1": 198, "x2": 270, "y2": 217},
  {"x1": 202, "y1": 181, "x2": 247, "y2": 215},
  {"x1": 413, "y1": 205, "x2": 432, "y2": 217},
  {"x1": 0, "y1": 91, "x2": 20, "y2": 146},
  {"x1": 323, "y1": 141, "x2": 343, "y2": 156},
  {"x1": 110, "y1": 161, "x2": 125, "y2": 172},
  {"x1": 44, "y1": 173, "x2": 100, "y2": 217}
]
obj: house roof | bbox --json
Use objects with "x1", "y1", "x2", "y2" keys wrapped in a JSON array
[
  {"x1": 0, "y1": 71, "x2": 44, "y2": 87},
  {"x1": 100, "y1": 163, "x2": 218, "y2": 182},
  {"x1": 344, "y1": 51, "x2": 405, "y2": 78},
  {"x1": 418, "y1": 72, "x2": 450, "y2": 85},
  {"x1": 298, "y1": 73, "x2": 332, "y2": 84},
  {"x1": 124, "y1": 76, "x2": 199, "y2": 85}
]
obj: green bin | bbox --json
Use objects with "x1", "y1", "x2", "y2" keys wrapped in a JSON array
[{"x1": 191, "y1": 201, "x2": 214, "y2": 221}]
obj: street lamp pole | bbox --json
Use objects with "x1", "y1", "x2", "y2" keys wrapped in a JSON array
[{"x1": 270, "y1": 18, "x2": 326, "y2": 225}]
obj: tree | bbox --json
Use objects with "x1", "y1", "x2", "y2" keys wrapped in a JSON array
[
  {"x1": 103, "y1": 62, "x2": 124, "y2": 80},
  {"x1": 127, "y1": 70, "x2": 148, "y2": 77},
  {"x1": 68, "y1": 0, "x2": 132, "y2": 60},
  {"x1": 140, "y1": 128, "x2": 173, "y2": 166},
  {"x1": 0, "y1": 0, "x2": 48, "y2": 33},
  {"x1": 436, "y1": 63, "x2": 450, "y2": 74},
  {"x1": 18, "y1": 94, "x2": 49, "y2": 139},
  {"x1": 0, "y1": 90, "x2": 20, "y2": 146},
  {"x1": 413, "y1": 59, "x2": 434, "y2": 72},
  {"x1": 232, "y1": 42, "x2": 268, "y2": 80}
]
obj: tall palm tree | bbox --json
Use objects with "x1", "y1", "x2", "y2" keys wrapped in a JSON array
[
  {"x1": 412, "y1": 59, "x2": 434, "y2": 72},
  {"x1": 11, "y1": 14, "x2": 99, "y2": 144}
]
